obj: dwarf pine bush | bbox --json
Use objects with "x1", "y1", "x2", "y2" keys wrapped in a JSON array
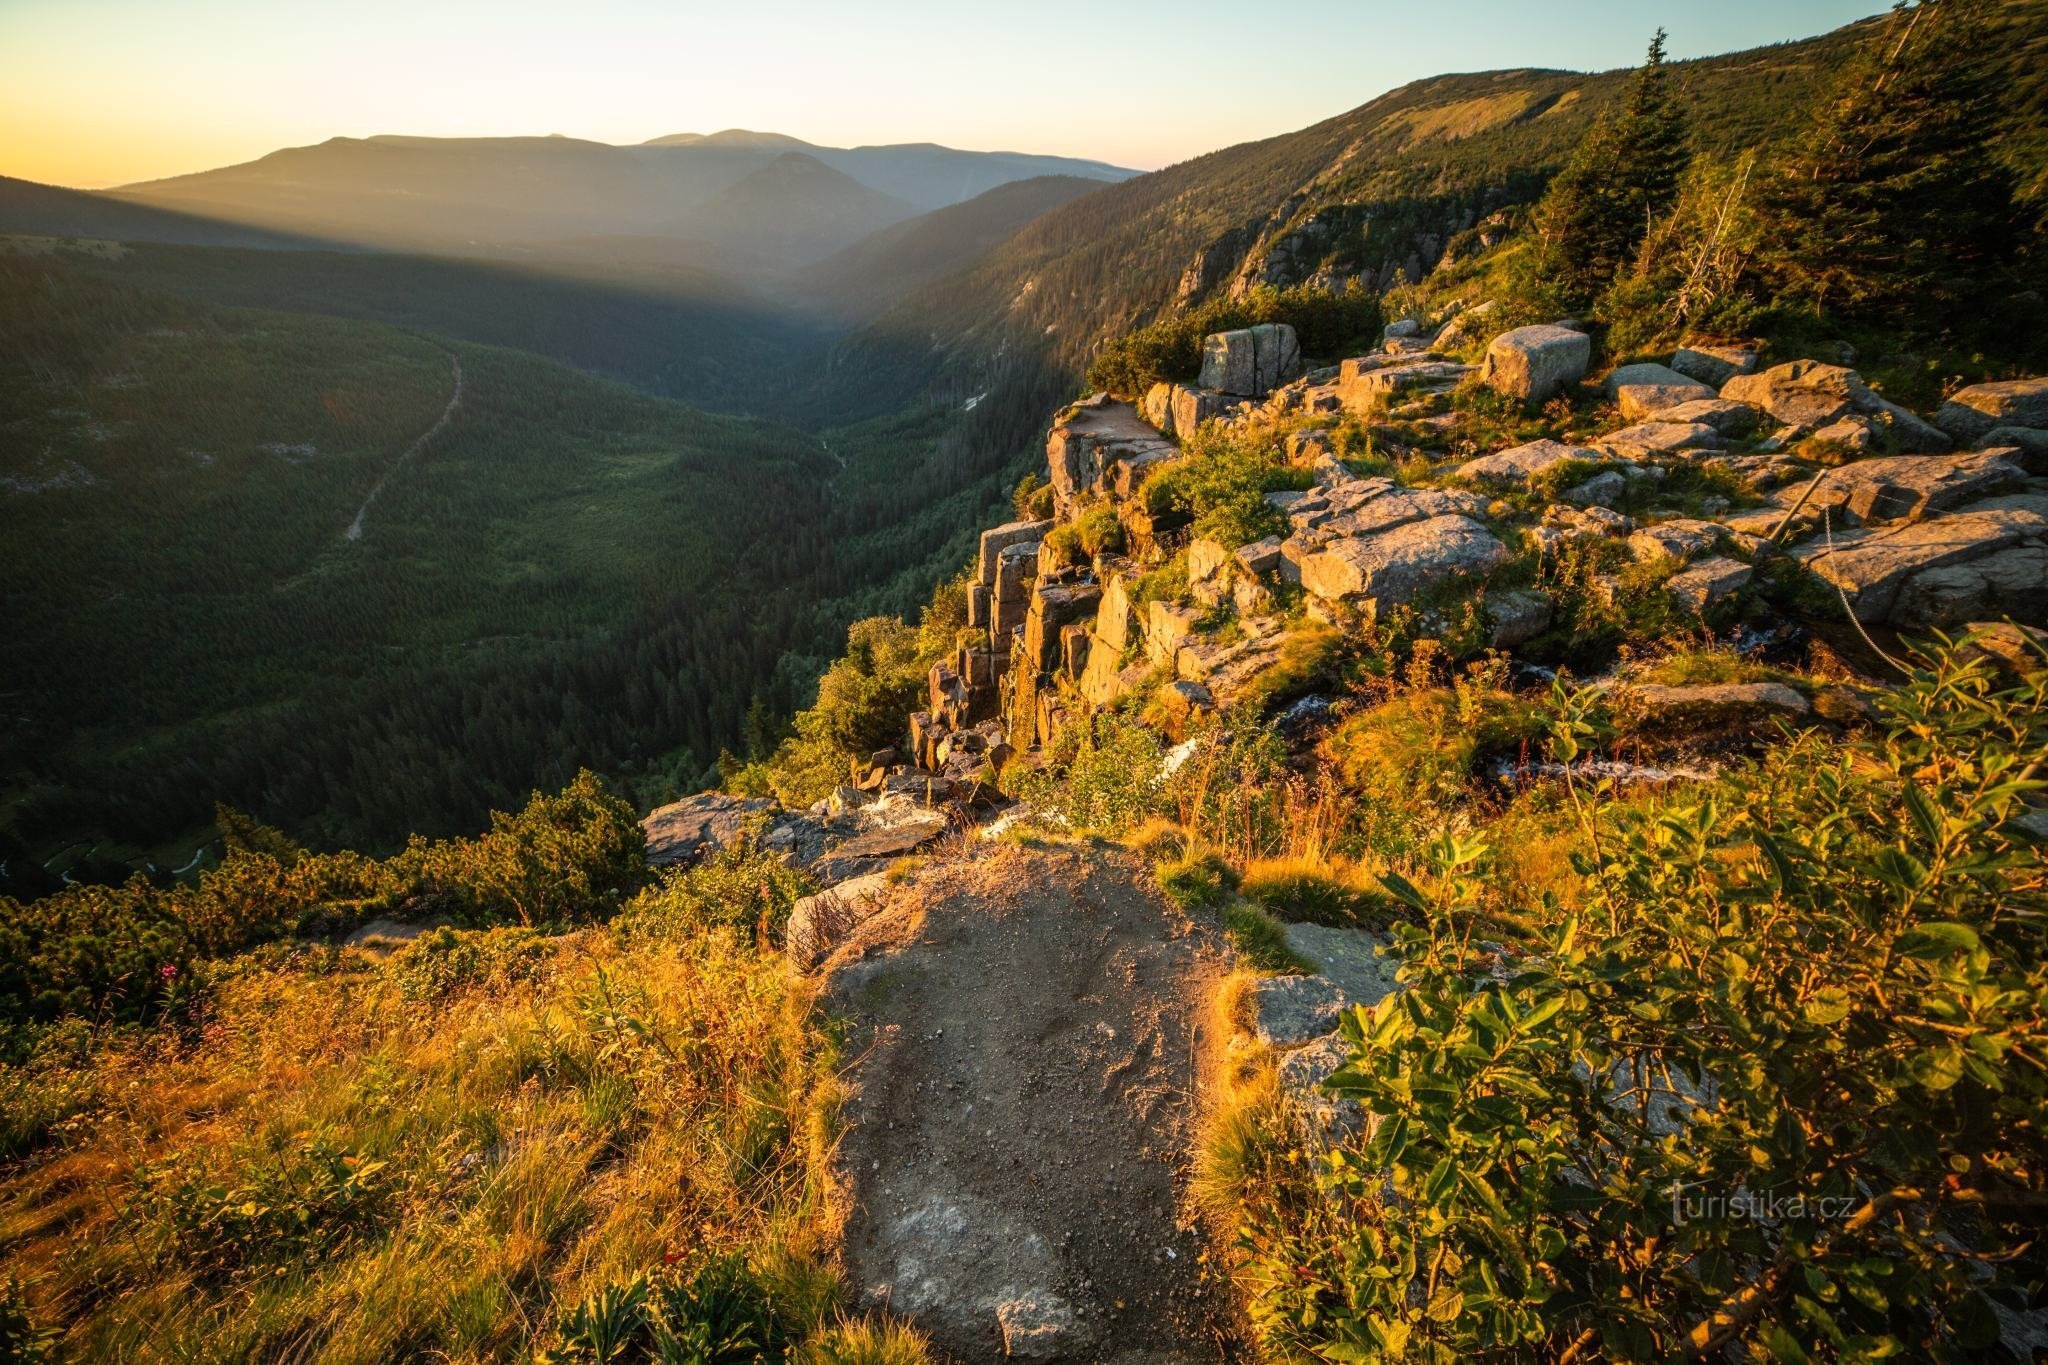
[{"x1": 1240, "y1": 639, "x2": 2048, "y2": 1360}]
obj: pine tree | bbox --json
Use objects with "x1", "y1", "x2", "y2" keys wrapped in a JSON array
[
  {"x1": 1532, "y1": 30, "x2": 1693, "y2": 303},
  {"x1": 1757, "y1": 0, "x2": 2019, "y2": 322},
  {"x1": 213, "y1": 802, "x2": 304, "y2": 866}
]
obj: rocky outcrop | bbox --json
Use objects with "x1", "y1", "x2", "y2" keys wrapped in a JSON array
[
  {"x1": 1297, "y1": 514, "x2": 1508, "y2": 610},
  {"x1": 1482, "y1": 324, "x2": 1591, "y2": 401},
  {"x1": 1198, "y1": 323, "x2": 1303, "y2": 397},
  {"x1": 1721, "y1": 360, "x2": 1949, "y2": 452},
  {"x1": 641, "y1": 792, "x2": 777, "y2": 866},
  {"x1": 1044, "y1": 395, "x2": 1178, "y2": 514},
  {"x1": 1792, "y1": 493, "x2": 2048, "y2": 625},
  {"x1": 1935, "y1": 376, "x2": 2048, "y2": 446}
]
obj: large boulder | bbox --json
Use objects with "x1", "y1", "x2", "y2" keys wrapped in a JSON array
[
  {"x1": 1483, "y1": 324, "x2": 1592, "y2": 402},
  {"x1": 1199, "y1": 323, "x2": 1302, "y2": 397},
  {"x1": 1722, "y1": 360, "x2": 1949, "y2": 452},
  {"x1": 1670, "y1": 344, "x2": 1759, "y2": 387},
  {"x1": 642, "y1": 792, "x2": 776, "y2": 867},
  {"x1": 1298, "y1": 515, "x2": 1509, "y2": 607},
  {"x1": 1935, "y1": 376, "x2": 2048, "y2": 444}
]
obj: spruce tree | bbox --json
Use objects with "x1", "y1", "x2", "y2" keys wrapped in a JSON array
[
  {"x1": 1532, "y1": 30, "x2": 1692, "y2": 303},
  {"x1": 1758, "y1": 0, "x2": 2019, "y2": 322}
]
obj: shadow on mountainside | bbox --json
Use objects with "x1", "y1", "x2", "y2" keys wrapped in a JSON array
[{"x1": 818, "y1": 842, "x2": 1247, "y2": 1361}]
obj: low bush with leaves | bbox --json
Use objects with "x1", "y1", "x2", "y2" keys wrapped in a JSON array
[{"x1": 1234, "y1": 640, "x2": 2048, "y2": 1360}]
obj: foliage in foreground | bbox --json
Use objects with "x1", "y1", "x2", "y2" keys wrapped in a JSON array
[
  {"x1": 0, "y1": 840, "x2": 922, "y2": 1361},
  {"x1": 1236, "y1": 642, "x2": 2048, "y2": 1361}
]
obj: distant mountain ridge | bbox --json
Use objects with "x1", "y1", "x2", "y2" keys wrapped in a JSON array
[{"x1": 95, "y1": 130, "x2": 1137, "y2": 276}]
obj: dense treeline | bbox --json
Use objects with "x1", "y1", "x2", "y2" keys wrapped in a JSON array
[{"x1": 0, "y1": 256, "x2": 978, "y2": 875}]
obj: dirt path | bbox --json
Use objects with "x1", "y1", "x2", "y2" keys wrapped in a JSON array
[
  {"x1": 344, "y1": 349, "x2": 462, "y2": 542},
  {"x1": 818, "y1": 842, "x2": 1245, "y2": 1361}
]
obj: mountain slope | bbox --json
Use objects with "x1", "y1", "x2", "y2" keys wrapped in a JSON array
[
  {"x1": 0, "y1": 174, "x2": 327, "y2": 250},
  {"x1": 789, "y1": 174, "x2": 1108, "y2": 323},
  {"x1": 0, "y1": 252, "x2": 870, "y2": 864},
  {"x1": 670, "y1": 152, "x2": 917, "y2": 271},
  {"x1": 827, "y1": 3, "x2": 2048, "y2": 421}
]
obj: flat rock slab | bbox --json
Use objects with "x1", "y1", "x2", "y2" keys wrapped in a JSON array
[
  {"x1": 1282, "y1": 923, "x2": 1402, "y2": 1010},
  {"x1": 1809, "y1": 449, "x2": 2025, "y2": 526},
  {"x1": 1456, "y1": 437, "x2": 1605, "y2": 488},
  {"x1": 642, "y1": 792, "x2": 777, "y2": 867},
  {"x1": 1793, "y1": 495, "x2": 2048, "y2": 623},
  {"x1": 821, "y1": 845, "x2": 1243, "y2": 1361},
  {"x1": 1625, "y1": 682, "x2": 1811, "y2": 731},
  {"x1": 808, "y1": 816, "x2": 950, "y2": 886}
]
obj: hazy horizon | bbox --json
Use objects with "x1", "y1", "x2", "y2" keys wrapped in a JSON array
[{"x1": 6, "y1": 0, "x2": 1886, "y2": 189}]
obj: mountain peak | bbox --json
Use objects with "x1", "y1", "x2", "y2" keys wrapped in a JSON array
[{"x1": 641, "y1": 129, "x2": 816, "y2": 150}]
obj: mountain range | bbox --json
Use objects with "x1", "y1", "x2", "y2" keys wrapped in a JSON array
[{"x1": 89, "y1": 130, "x2": 1137, "y2": 276}]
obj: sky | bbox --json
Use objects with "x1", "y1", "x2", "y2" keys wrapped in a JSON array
[{"x1": 2, "y1": 0, "x2": 1888, "y2": 189}]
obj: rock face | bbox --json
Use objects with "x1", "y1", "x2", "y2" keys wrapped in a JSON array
[
  {"x1": 1793, "y1": 494, "x2": 2048, "y2": 625},
  {"x1": 1666, "y1": 556, "x2": 1753, "y2": 613},
  {"x1": 1935, "y1": 376, "x2": 2048, "y2": 444},
  {"x1": 1044, "y1": 395, "x2": 1178, "y2": 513},
  {"x1": 641, "y1": 792, "x2": 776, "y2": 866},
  {"x1": 1483, "y1": 324, "x2": 1591, "y2": 401},
  {"x1": 1198, "y1": 323, "x2": 1302, "y2": 397}
]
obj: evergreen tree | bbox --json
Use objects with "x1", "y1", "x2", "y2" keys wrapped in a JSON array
[
  {"x1": 1756, "y1": 0, "x2": 2020, "y2": 323},
  {"x1": 213, "y1": 803, "x2": 304, "y2": 866},
  {"x1": 1532, "y1": 30, "x2": 1692, "y2": 303}
]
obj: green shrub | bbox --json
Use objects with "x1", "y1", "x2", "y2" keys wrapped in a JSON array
[
  {"x1": 547, "y1": 1254, "x2": 797, "y2": 1364},
  {"x1": 1242, "y1": 642, "x2": 2048, "y2": 1360},
  {"x1": 615, "y1": 833, "x2": 816, "y2": 946},
  {"x1": 1222, "y1": 902, "x2": 1314, "y2": 974},
  {"x1": 0, "y1": 771, "x2": 643, "y2": 1027},
  {"x1": 1074, "y1": 503, "x2": 1125, "y2": 558},
  {"x1": 1155, "y1": 849, "x2": 1239, "y2": 910},
  {"x1": 1142, "y1": 424, "x2": 1312, "y2": 550}
]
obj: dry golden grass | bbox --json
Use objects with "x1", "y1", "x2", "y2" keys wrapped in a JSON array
[{"x1": 0, "y1": 923, "x2": 882, "y2": 1360}]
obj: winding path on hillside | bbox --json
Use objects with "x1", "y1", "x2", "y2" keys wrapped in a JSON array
[
  {"x1": 344, "y1": 349, "x2": 463, "y2": 542},
  {"x1": 817, "y1": 842, "x2": 1245, "y2": 1360}
]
